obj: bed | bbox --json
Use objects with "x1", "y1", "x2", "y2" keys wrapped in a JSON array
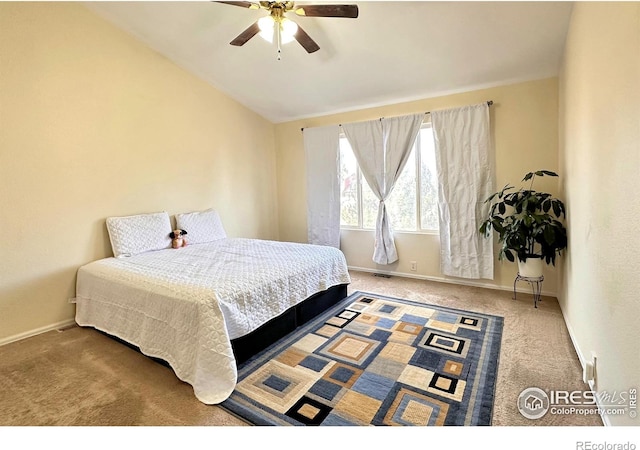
[{"x1": 74, "y1": 211, "x2": 350, "y2": 405}]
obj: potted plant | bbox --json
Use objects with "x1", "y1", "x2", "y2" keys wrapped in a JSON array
[{"x1": 479, "y1": 170, "x2": 568, "y2": 278}]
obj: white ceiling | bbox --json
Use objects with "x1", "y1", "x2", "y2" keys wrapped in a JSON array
[{"x1": 85, "y1": 1, "x2": 573, "y2": 123}]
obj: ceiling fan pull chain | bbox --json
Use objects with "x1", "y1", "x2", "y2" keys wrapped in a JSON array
[{"x1": 276, "y1": 20, "x2": 282, "y2": 60}]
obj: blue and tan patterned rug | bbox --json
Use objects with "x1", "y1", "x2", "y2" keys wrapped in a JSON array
[{"x1": 221, "y1": 291, "x2": 503, "y2": 426}]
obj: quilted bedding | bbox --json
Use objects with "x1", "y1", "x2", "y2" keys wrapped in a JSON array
[{"x1": 75, "y1": 238, "x2": 351, "y2": 404}]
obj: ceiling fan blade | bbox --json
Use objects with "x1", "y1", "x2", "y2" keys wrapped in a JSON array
[
  {"x1": 294, "y1": 25, "x2": 320, "y2": 53},
  {"x1": 229, "y1": 21, "x2": 261, "y2": 46},
  {"x1": 215, "y1": 1, "x2": 260, "y2": 9},
  {"x1": 294, "y1": 4, "x2": 359, "y2": 18}
]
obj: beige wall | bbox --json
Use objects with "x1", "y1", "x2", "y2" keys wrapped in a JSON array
[
  {"x1": 0, "y1": 3, "x2": 278, "y2": 342},
  {"x1": 559, "y1": 2, "x2": 640, "y2": 426},
  {"x1": 275, "y1": 78, "x2": 561, "y2": 295}
]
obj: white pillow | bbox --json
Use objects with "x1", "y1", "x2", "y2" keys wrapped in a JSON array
[
  {"x1": 175, "y1": 208, "x2": 227, "y2": 245},
  {"x1": 106, "y1": 211, "x2": 173, "y2": 258}
]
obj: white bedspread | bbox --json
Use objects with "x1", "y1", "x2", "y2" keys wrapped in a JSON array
[{"x1": 75, "y1": 238, "x2": 351, "y2": 404}]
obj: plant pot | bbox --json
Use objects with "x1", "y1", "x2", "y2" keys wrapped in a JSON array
[{"x1": 517, "y1": 256, "x2": 543, "y2": 278}]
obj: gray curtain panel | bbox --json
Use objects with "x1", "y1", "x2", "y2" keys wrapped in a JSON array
[
  {"x1": 303, "y1": 125, "x2": 341, "y2": 248},
  {"x1": 431, "y1": 103, "x2": 494, "y2": 279},
  {"x1": 343, "y1": 113, "x2": 423, "y2": 264}
]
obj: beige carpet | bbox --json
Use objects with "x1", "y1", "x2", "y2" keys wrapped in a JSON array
[{"x1": 0, "y1": 270, "x2": 602, "y2": 426}]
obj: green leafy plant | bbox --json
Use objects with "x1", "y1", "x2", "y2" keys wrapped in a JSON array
[{"x1": 479, "y1": 170, "x2": 568, "y2": 265}]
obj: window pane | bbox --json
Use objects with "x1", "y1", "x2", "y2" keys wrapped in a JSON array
[
  {"x1": 339, "y1": 138, "x2": 358, "y2": 227},
  {"x1": 419, "y1": 127, "x2": 439, "y2": 230},
  {"x1": 339, "y1": 128, "x2": 437, "y2": 233},
  {"x1": 387, "y1": 148, "x2": 417, "y2": 231},
  {"x1": 362, "y1": 179, "x2": 378, "y2": 229}
]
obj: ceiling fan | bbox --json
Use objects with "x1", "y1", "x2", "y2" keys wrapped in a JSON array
[{"x1": 216, "y1": 1, "x2": 359, "y2": 59}]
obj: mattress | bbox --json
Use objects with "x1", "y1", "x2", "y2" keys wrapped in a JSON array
[{"x1": 75, "y1": 238, "x2": 351, "y2": 404}]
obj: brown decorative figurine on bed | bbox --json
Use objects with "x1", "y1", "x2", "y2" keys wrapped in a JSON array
[{"x1": 169, "y1": 229, "x2": 187, "y2": 249}]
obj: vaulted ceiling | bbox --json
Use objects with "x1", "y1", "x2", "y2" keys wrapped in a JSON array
[{"x1": 86, "y1": 1, "x2": 573, "y2": 123}]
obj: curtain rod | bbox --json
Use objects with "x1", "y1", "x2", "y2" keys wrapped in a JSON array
[
  {"x1": 426, "y1": 100, "x2": 493, "y2": 115},
  {"x1": 300, "y1": 100, "x2": 493, "y2": 131}
]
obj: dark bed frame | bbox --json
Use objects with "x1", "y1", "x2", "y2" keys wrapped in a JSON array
[
  {"x1": 231, "y1": 284, "x2": 348, "y2": 364},
  {"x1": 100, "y1": 284, "x2": 349, "y2": 367}
]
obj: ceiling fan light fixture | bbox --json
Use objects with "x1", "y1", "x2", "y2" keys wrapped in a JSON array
[
  {"x1": 257, "y1": 15, "x2": 298, "y2": 45},
  {"x1": 280, "y1": 18, "x2": 299, "y2": 43},
  {"x1": 257, "y1": 15, "x2": 275, "y2": 43}
]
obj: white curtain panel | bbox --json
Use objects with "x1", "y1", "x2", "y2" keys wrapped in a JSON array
[
  {"x1": 431, "y1": 103, "x2": 495, "y2": 279},
  {"x1": 303, "y1": 125, "x2": 341, "y2": 248},
  {"x1": 343, "y1": 113, "x2": 423, "y2": 264}
]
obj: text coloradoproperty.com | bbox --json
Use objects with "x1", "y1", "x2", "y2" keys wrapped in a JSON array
[{"x1": 551, "y1": 407, "x2": 628, "y2": 416}]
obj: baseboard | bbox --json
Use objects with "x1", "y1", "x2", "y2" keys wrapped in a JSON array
[
  {"x1": 348, "y1": 265, "x2": 558, "y2": 298},
  {"x1": 558, "y1": 302, "x2": 608, "y2": 426},
  {"x1": 0, "y1": 318, "x2": 77, "y2": 348}
]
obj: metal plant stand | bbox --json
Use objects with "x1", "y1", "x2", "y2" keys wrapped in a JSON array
[{"x1": 513, "y1": 274, "x2": 544, "y2": 308}]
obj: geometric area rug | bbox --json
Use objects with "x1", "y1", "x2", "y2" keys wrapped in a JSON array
[{"x1": 221, "y1": 291, "x2": 504, "y2": 426}]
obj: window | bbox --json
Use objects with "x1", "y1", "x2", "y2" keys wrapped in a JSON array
[{"x1": 339, "y1": 124, "x2": 439, "y2": 232}]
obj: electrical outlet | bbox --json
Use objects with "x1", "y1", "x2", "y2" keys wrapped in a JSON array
[
  {"x1": 584, "y1": 351, "x2": 597, "y2": 386},
  {"x1": 410, "y1": 261, "x2": 417, "y2": 272}
]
